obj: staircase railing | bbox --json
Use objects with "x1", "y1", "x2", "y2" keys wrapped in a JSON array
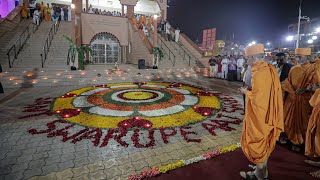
[
  {"x1": 168, "y1": 28, "x2": 202, "y2": 66},
  {"x1": 40, "y1": 20, "x2": 60, "y2": 68},
  {"x1": 173, "y1": 40, "x2": 199, "y2": 66},
  {"x1": 6, "y1": 20, "x2": 41, "y2": 68},
  {"x1": 149, "y1": 32, "x2": 176, "y2": 66}
]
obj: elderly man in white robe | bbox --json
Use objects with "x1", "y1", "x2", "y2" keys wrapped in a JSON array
[
  {"x1": 68, "y1": 6, "x2": 71, "y2": 21},
  {"x1": 165, "y1": 22, "x2": 171, "y2": 41},
  {"x1": 237, "y1": 55, "x2": 245, "y2": 81},
  {"x1": 221, "y1": 56, "x2": 229, "y2": 79},
  {"x1": 175, "y1": 28, "x2": 180, "y2": 43}
]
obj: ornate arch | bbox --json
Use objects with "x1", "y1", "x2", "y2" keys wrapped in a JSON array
[
  {"x1": 90, "y1": 32, "x2": 121, "y2": 45},
  {"x1": 90, "y1": 32, "x2": 122, "y2": 64}
]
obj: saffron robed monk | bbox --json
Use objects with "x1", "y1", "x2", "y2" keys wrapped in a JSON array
[
  {"x1": 239, "y1": 44, "x2": 284, "y2": 180},
  {"x1": 305, "y1": 85, "x2": 320, "y2": 159},
  {"x1": 281, "y1": 48, "x2": 320, "y2": 151},
  {"x1": 305, "y1": 55, "x2": 320, "y2": 165}
]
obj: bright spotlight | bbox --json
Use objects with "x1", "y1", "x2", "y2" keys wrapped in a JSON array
[
  {"x1": 316, "y1": 27, "x2": 320, "y2": 33},
  {"x1": 312, "y1": 36, "x2": 318, "y2": 40},
  {"x1": 153, "y1": 14, "x2": 158, "y2": 19},
  {"x1": 267, "y1": 42, "x2": 271, "y2": 45},
  {"x1": 307, "y1": 39, "x2": 314, "y2": 44},
  {"x1": 71, "y1": 4, "x2": 75, "y2": 9},
  {"x1": 252, "y1": 41, "x2": 256, "y2": 45},
  {"x1": 286, "y1": 35, "x2": 294, "y2": 41}
]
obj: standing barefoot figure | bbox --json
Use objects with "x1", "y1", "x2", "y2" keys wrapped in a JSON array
[{"x1": 240, "y1": 44, "x2": 284, "y2": 180}]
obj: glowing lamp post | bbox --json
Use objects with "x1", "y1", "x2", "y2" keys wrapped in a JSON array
[
  {"x1": 286, "y1": 35, "x2": 294, "y2": 41},
  {"x1": 307, "y1": 39, "x2": 313, "y2": 44}
]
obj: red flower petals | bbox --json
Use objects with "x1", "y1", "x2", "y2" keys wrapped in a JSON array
[
  {"x1": 61, "y1": 93, "x2": 77, "y2": 98},
  {"x1": 196, "y1": 92, "x2": 214, "y2": 96},
  {"x1": 118, "y1": 117, "x2": 153, "y2": 129},
  {"x1": 54, "y1": 109, "x2": 81, "y2": 118},
  {"x1": 133, "y1": 82, "x2": 147, "y2": 85},
  {"x1": 169, "y1": 83, "x2": 183, "y2": 87},
  {"x1": 193, "y1": 106, "x2": 216, "y2": 116},
  {"x1": 92, "y1": 84, "x2": 108, "y2": 88},
  {"x1": 131, "y1": 128, "x2": 155, "y2": 148}
]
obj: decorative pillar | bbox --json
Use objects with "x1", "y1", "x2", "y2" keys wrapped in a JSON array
[
  {"x1": 127, "y1": 5, "x2": 134, "y2": 19},
  {"x1": 72, "y1": 0, "x2": 83, "y2": 68},
  {"x1": 161, "y1": 10, "x2": 165, "y2": 20},
  {"x1": 86, "y1": 0, "x2": 88, "y2": 13},
  {"x1": 153, "y1": 16, "x2": 158, "y2": 47},
  {"x1": 122, "y1": 4, "x2": 124, "y2": 17}
]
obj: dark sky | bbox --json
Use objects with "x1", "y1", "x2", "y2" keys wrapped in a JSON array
[{"x1": 167, "y1": 0, "x2": 320, "y2": 45}]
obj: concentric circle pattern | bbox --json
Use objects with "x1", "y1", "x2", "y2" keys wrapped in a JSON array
[{"x1": 52, "y1": 82, "x2": 221, "y2": 129}]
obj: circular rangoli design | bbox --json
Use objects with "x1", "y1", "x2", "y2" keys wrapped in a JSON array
[{"x1": 52, "y1": 82, "x2": 221, "y2": 129}]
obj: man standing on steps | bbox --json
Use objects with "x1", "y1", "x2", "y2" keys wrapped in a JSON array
[
  {"x1": 239, "y1": 43, "x2": 284, "y2": 180},
  {"x1": 29, "y1": 1, "x2": 36, "y2": 18},
  {"x1": 33, "y1": 8, "x2": 41, "y2": 25},
  {"x1": 175, "y1": 28, "x2": 180, "y2": 43},
  {"x1": 237, "y1": 55, "x2": 245, "y2": 81},
  {"x1": 208, "y1": 56, "x2": 217, "y2": 78},
  {"x1": 221, "y1": 55, "x2": 229, "y2": 79},
  {"x1": 165, "y1": 21, "x2": 171, "y2": 41}
]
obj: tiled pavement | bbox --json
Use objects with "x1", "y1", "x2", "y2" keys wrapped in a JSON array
[{"x1": 0, "y1": 69, "x2": 243, "y2": 180}]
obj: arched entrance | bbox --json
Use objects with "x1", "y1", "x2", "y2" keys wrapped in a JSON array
[{"x1": 90, "y1": 32, "x2": 121, "y2": 64}]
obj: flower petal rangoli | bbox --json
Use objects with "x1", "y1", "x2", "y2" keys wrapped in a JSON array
[{"x1": 51, "y1": 82, "x2": 222, "y2": 129}]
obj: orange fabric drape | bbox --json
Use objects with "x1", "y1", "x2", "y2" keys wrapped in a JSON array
[
  {"x1": 241, "y1": 61, "x2": 284, "y2": 164},
  {"x1": 132, "y1": 18, "x2": 139, "y2": 28},
  {"x1": 21, "y1": 6, "x2": 28, "y2": 18},
  {"x1": 40, "y1": 4, "x2": 46, "y2": 18},
  {"x1": 45, "y1": 7, "x2": 51, "y2": 21},
  {"x1": 305, "y1": 89, "x2": 320, "y2": 158},
  {"x1": 149, "y1": 18, "x2": 153, "y2": 25},
  {"x1": 281, "y1": 63, "x2": 319, "y2": 145}
]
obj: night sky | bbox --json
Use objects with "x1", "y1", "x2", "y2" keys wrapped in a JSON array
[{"x1": 167, "y1": 0, "x2": 320, "y2": 46}]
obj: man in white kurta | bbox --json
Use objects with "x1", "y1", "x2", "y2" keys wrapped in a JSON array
[
  {"x1": 237, "y1": 55, "x2": 245, "y2": 81},
  {"x1": 68, "y1": 6, "x2": 71, "y2": 21},
  {"x1": 165, "y1": 22, "x2": 171, "y2": 41},
  {"x1": 221, "y1": 56, "x2": 229, "y2": 79},
  {"x1": 61, "y1": 7, "x2": 64, "y2": 21},
  {"x1": 175, "y1": 28, "x2": 180, "y2": 42},
  {"x1": 33, "y1": 9, "x2": 41, "y2": 25}
]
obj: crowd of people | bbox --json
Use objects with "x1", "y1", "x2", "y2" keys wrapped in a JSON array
[
  {"x1": 21, "y1": 1, "x2": 71, "y2": 25},
  {"x1": 132, "y1": 15, "x2": 181, "y2": 43},
  {"x1": 233, "y1": 44, "x2": 320, "y2": 179},
  {"x1": 207, "y1": 52, "x2": 306, "y2": 82},
  {"x1": 208, "y1": 55, "x2": 245, "y2": 81},
  {"x1": 85, "y1": 5, "x2": 123, "y2": 17}
]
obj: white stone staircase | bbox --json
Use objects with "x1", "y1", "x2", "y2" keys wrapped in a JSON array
[
  {"x1": 0, "y1": 21, "x2": 208, "y2": 90},
  {"x1": 44, "y1": 21, "x2": 72, "y2": 70},
  {"x1": 5, "y1": 21, "x2": 54, "y2": 70},
  {"x1": 147, "y1": 31, "x2": 202, "y2": 69},
  {"x1": 0, "y1": 19, "x2": 32, "y2": 65}
]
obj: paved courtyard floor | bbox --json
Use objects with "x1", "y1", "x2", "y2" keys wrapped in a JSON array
[{"x1": 0, "y1": 68, "x2": 244, "y2": 180}]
